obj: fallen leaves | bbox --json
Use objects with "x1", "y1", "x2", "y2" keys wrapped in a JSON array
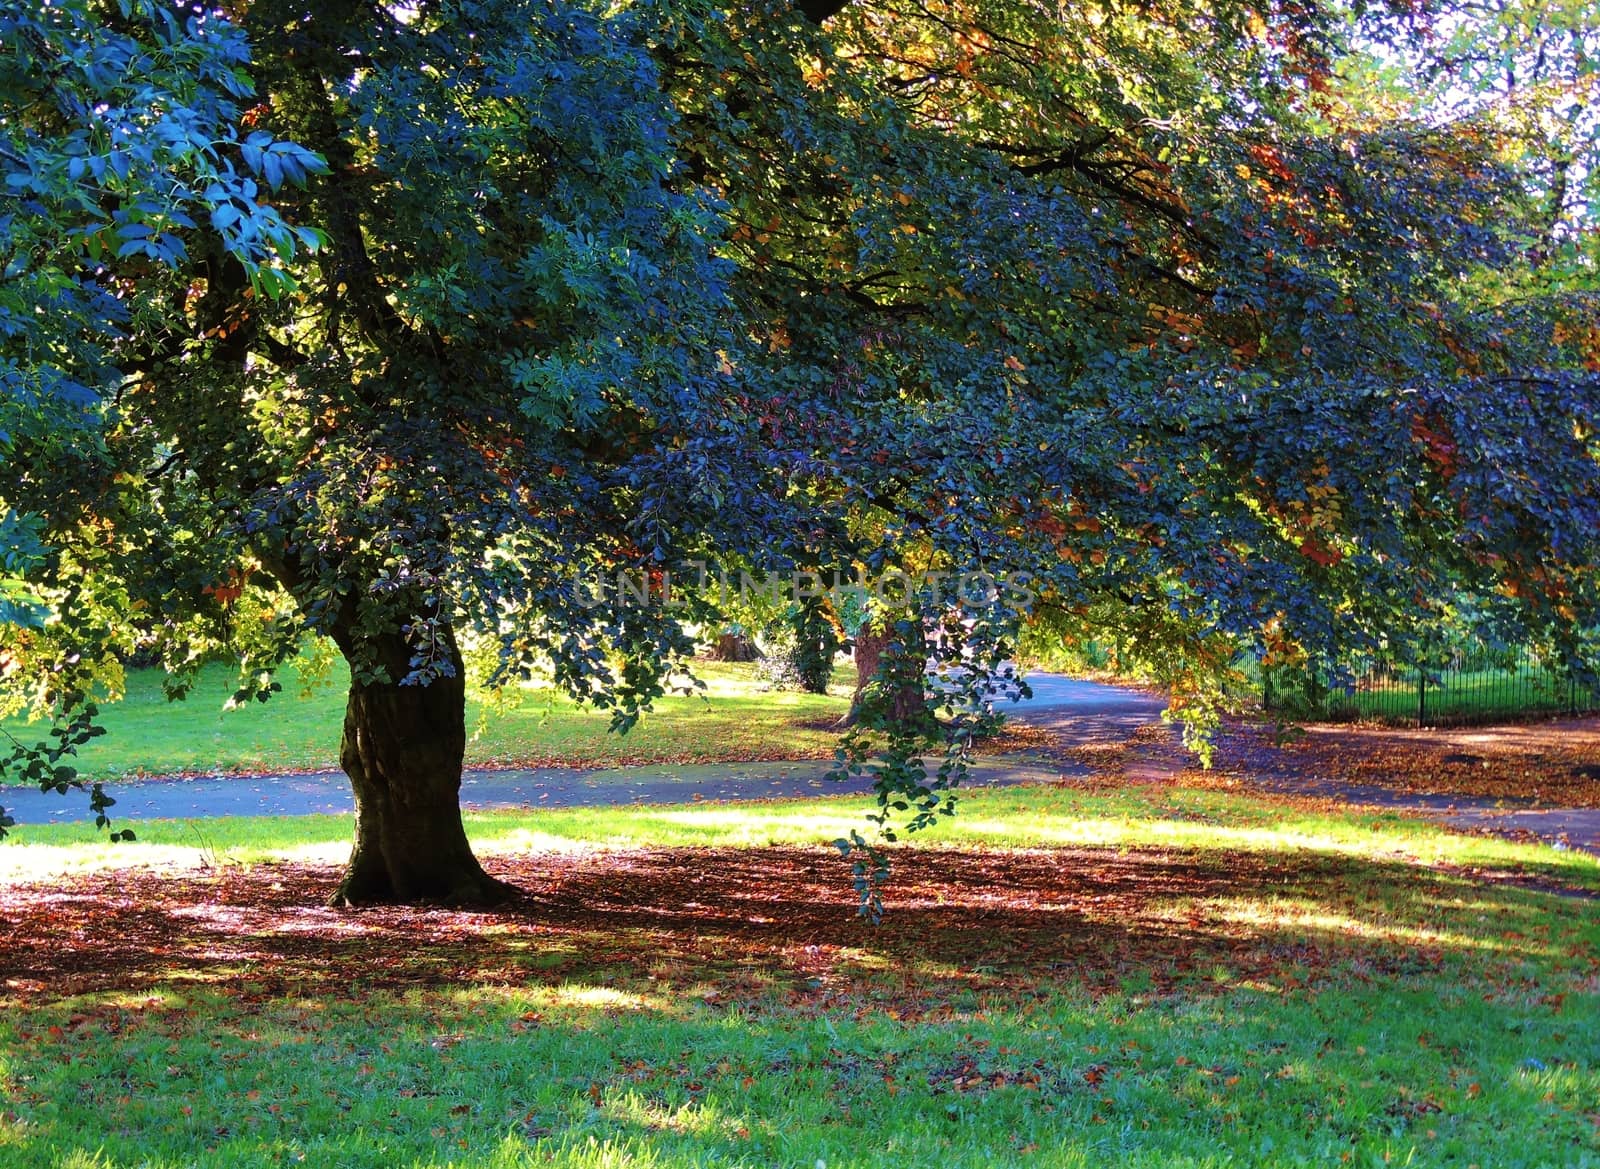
[
  {"x1": 1206, "y1": 717, "x2": 1600, "y2": 808},
  {"x1": 1, "y1": 834, "x2": 1588, "y2": 1020}
]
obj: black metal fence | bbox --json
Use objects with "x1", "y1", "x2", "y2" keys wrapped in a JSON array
[{"x1": 1262, "y1": 643, "x2": 1600, "y2": 728}]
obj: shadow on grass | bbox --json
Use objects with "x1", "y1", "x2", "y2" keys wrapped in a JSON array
[
  {"x1": 1, "y1": 844, "x2": 1591, "y2": 1009},
  {"x1": 1, "y1": 844, "x2": 1598, "y2": 1168}
]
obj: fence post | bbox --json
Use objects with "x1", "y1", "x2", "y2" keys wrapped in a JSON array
[{"x1": 1417, "y1": 667, "x2": 1426, "y2": 727}]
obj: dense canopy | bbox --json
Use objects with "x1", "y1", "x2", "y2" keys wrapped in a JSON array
[{"x1": 2, "y1": 0, "x2": 1596, "y2": 906}]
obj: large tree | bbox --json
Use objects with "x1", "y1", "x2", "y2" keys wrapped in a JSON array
[
  {"x1": 3, "y1": 0, "x2": 1597, "y2": 908},
  {"x1": 675, "y1": 0, "x2": 1600, "y2": 887},
  {"x1": 3, "y1": 0, "x2": 772, "y2": 902}
]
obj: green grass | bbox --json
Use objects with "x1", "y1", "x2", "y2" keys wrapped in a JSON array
[
  {"x1": 8, "y1": 971, "x2": 1596, "y2": 1169},
  {"x1": 2, "y1": 783, "x2": 1598, "y2": 1166},
  {"x1": 0, "y1": 658, "x2": 852, "y2": 782},
  {"x1": 5, "y1": 781, "x2": 1598, "y2": 886}
]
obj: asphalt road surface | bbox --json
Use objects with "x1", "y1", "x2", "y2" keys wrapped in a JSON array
[
  {"x1": 1, "y1": 674, "x2": 1161, "y2": 825},
  {"x1": 8, "y1": 675, "x2": 1593, "y2": 856}
]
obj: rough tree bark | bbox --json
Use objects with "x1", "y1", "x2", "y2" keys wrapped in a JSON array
[
  {"x1": 709, "y1": 632, "x2": 758, "y2": 662},
  {"x1": 841, "y1": 620, "x2": 928, "y2": 728},
  {"x1": 325, "y1": 622, "x2": 515, "y2": 908}
]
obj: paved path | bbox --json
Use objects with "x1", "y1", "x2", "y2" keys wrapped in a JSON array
[
  {"x1": 1, "y1": 755, "x2": 1085, "y2": 825},
  {"x1": 0, "y1": 675, "x2": 1159, "y2": 826},
  {"x1": 1011, "y1": 682, "x2": 1600, "y2": 855},
  {"x1": 5, "y1": 672, "x2": 1597, "y2": 857},
  {"x1": 1219, "y1": 746, "x2": 1600, "y2": 856}
]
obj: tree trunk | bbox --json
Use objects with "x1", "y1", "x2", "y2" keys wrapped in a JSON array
[
  {"x1": 327, "y1": 624, "x2": 515, "y2": 908},
  {"x1": 709, "y1": 632, "x2": 757, "y2": 662},
  {"x1": 840, "y1": 621, "x2": 928, "y2": 729}
]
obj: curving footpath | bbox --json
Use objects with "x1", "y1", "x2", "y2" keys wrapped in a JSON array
[
  {"x1": 0, "y1": 675, "x2": 1159, "y2": 827},
  {"x1": 3, "y1": 674, "x2": 1597, "y2": 856}
]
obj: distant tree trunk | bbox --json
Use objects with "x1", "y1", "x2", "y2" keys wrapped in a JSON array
[
  {"x1": 326, "y1": 623, "x2": 514, "y2": 908},
  {"x1": 840, "y1": 620, "x2": 928, "y2": 728},
  {"x1": 709, "y1": 632, "x2": 757, "y2": 661}
]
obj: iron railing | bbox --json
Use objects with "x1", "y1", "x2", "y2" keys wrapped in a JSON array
[{"x1": 1262, "y1": 644, "x2": 1600, "y2": 727}]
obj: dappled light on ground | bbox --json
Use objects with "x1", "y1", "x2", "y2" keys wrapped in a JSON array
[
  {"x1": 1, "y1": 836, "x2": 1597, "y2": 1167},
  {"x1": 3, "y1": 843, "x2": 1593, "y2": 1007},
  {"x1": 5, "y1": 724, "x2": 1599, "y2": 1167}
]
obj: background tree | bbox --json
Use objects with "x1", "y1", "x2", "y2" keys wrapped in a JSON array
[
  {"x1": 1, "y1": 0, "x2": 323, "y2": 839},
  {"x1": 670, "y1": 0, "x2": 1600, "y2": 909}
]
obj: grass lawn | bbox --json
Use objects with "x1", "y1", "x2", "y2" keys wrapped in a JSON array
[
  {"x1": 2, "y1": 783, "x2": 1598, "y2": 1167},
  {"x1": 0, "y1": 658, "x2": 853, "y2": 782}
]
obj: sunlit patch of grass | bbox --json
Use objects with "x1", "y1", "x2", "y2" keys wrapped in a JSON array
[
  {"x1": 0, "y1": 659, "x2": 851, "y2": 783},
  {"x1": 540, "y1": 985, "x2": 675, "y2": 1013},
  {"x1": 954, "y1": 810, "x2": 1533, "y2": 868},
  {"x1": 1, "y1": 953, "x2": 1596, "y2": 1168},
  {"x1": 4, "y1": 782, "x2": 1597, "y2": 894},
  {"x1": 1180, "y1": 897, "x2": 1562, "y2": 958}
]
